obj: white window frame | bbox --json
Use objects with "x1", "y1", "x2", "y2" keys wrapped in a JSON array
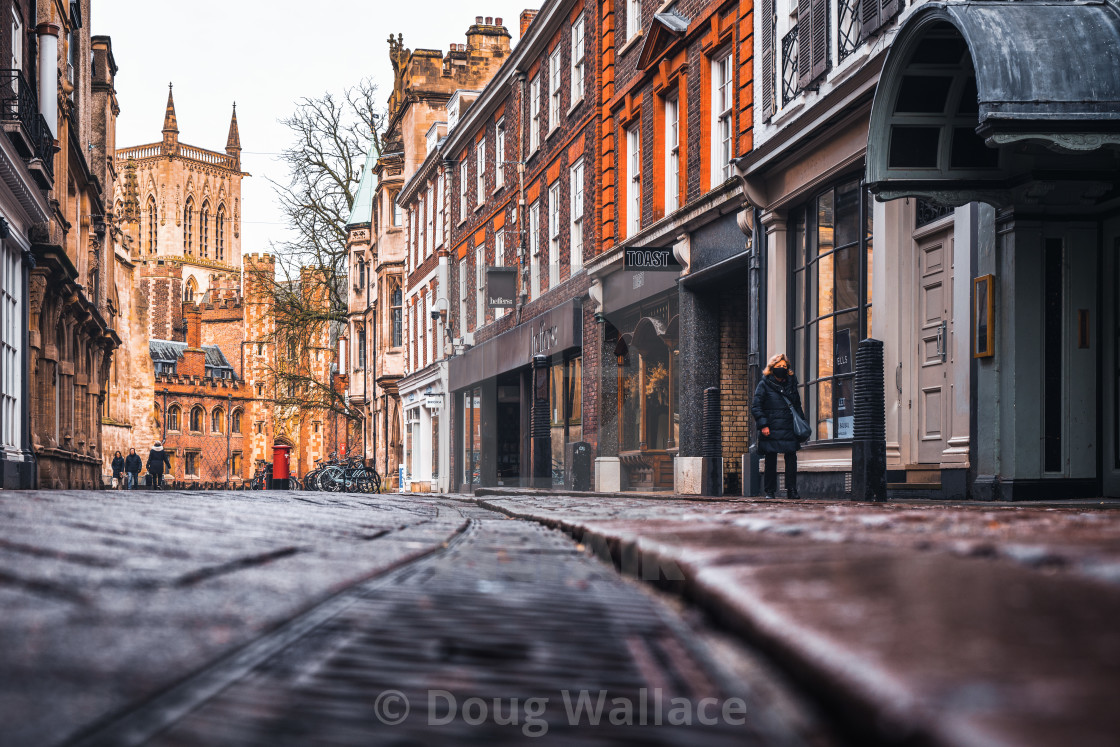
[
  {"x1": 626, "y1": 124, "x2": 642, "y2": 237},
  {"x1": 459, "y1": 159, "x2": 469, "y2": 220},
  {"x1": 571, "y1": 13, "x2": 585, "y2": 106},
  {"x1": 548, "y1": 47, "x2": 562, "y2": 132},
  {"x1": 0, "y1": 243, "x2": 20, "y2": 448},
  {"x1": 530, "y1": 74, "x2": 541, "y2": 152},
  {"x1": 435, "y1": 173, "x2": 445, "y2": 248},
  {"x1": 495, "y1": 118, "x2": 506, "y2": 189},
  {"x1": 712, "y1": 50, "x2": 734, "y2": 184},
  {"x1": 476, "y1": 138, "x2": 486, "y2": 206},
  {"x1": 548, "y1": 180, "x2": 561, "y2": 288},
  {"x1": 494, "y1": 229, "x2": 506, "y2": 318},
  {"x1": 459, "y1": 257, "x2": 469, "y2": 336},
  {"x1": 666, "y1": 95, "x2": 680, "y2": 213},
  {"x1": 529, "y1": 200, "x2": 541, "y2": 300},
  {"x1": 420, "y1": 294, "x2": 427, "y2": 367},
  {"x1": 426, "y1": 184, "x2": 434, "y2": 254},
  {"x1": 570, "y1": 159, "x2": 584, "y2": 273},
  {"x1": 627, "y1": 0, "x2": 642, "y2": 40},
  {"x1": 391, "y1": 192, "x2": 402, "y2": 227},
  {"x1": 11, "y1": 9, "x2": 22, "y2": 73},
  {"x1": 475, "y1": 245, "x2": 486, "y2": 329}
]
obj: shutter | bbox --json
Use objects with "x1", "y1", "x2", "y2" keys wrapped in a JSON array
[
  {"x1": 762, "y1": 0, "x2": 776, "y2": 118},
  {"x1": 796, "y1": 0, "x2": 813, "y2": 89},
  {"x1": 859, "y1": 0, "x2": 881, "y2": 42},
  {"x1": 810, "y1": 0, "x2": 829, "y2": 82},
  {"x1": 880, "y1": 0, "x2": 899, "y2": 25}
]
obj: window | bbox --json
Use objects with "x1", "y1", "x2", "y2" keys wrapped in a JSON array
[
  {"x1": 548, "y1": 181, "x2": 561, "y2": 288},
  {"x1": 530, "y1": 74, "x2": 541, "y2": 152},
  {"x1": 189, "y1": 406, "x2": 204, "y2": 432},
  {"x1": 391, "y1": 284, "x2": 403, "y2": 347},
  {"x1": 391, "y1": 192, "x2": 402, "y2": 227},
  {"x1": 549, "y1": 47, "x2": 562, "y2": 130},
  {"x1": 549, "y1": 356, "x2": 583, "y2": 487},
  {"x1": 10, "y1": 9, "x2": 22, "y2": 73},
  {"x1": 626, "y1": 124, "x2": 641, "y2": 237},
  {"x1": 256, "y1": 383, "x2": 264, "y2": 397},
  {"x1": 0, "y1": 243, "x2": 20, "y2": 449},
  {"x1": 184, "y1": 277, "x2": 197, "y2": 303},
  {"x1": 476, "y1": 246, "x2": 486, "y2": 329},
  {"x1": 529, "y1": 200, "x2": 541, "y2": 299},
  {"x1": 460, "y1": 159, "x2": 469, "y2": 218},
  {"x1": 426, "y1": 184, "x2": 435, "y2": 252},
  {"x1": 216, "y1": 206, "x2": 225, "y2": 261},
  {"x1": 627, "y1": 0, "x2": 643, "y2": 39},
  {"x1": 789, "y1": 179, "x2": 874, "y2": 442},
  {"x1": 232, "y1": 408, "x2": 242, "y2": 434},
  {"x1": 147, "y1": 197, "x2": 158, "y2": 254},
  {"x1": 200, "y1": 201, "x2": 210, "y2": 258},
  {"x1": 495, "y1": 119, "x2": 506, "y2": 189},
  {"x1": 420, "y1": 294, "x2": 427, "y2": 366},
  {"x1": 797, "y1": 0, "x2": 831, "y2": 88},
  {"x1": 231, "y1": 451, "x2": 242, "y2": 476},
  {"x1": 184, "y1": 451, "x2": 199, "y2": 477},
  {"x1": 713, "y1": 51, "x2": 734, "y2": 184},
  {"x1": 570, "y1": 159, "x2": 584, "y2": 272},
  {"x1": 435, "y1": 173, "x2": 445, "y2": 247},
  {"x1": 618, "y1": 296, "x2": 680, "y2": 455},
  {"x1": 211, "y1": 407, "x2": 224, "y2": 433},
  {"x1": 356, "y1": 328, "x2": 366, "y2": 370},
  {"x1": 166, "y1": 404, "x2": 181, "y2": 432},
  {"x1": 665, "y1": 96, "x2": 680, "y2": 212},
  {"x1": 476, "y1": 139, "x2": 486, "y2": 205},
  {"x1": 183, "y1": 198, "x2": 194, "y2": 255},
  {"x1": 459, "y1": 257, "x2": 469, "y2": 336},
  {"x1": 571, "y1": 13, "x2": 586, "y2": 104},
  {"x1": 494, "y1": 230, "x2": 507, "y2": 318}
]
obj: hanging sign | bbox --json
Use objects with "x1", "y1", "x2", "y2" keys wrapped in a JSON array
[{"x1": 486, "y1": 266, "x2": 517, "y2": 308}]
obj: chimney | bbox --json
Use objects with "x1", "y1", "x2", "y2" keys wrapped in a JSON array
[
  {"x1": 183, "y1": 302, "x2": 202, "y2": 348},
  {"x1": 485, "y1": 16, "x2": 493, "y2": 24},
  {"x1": 520, "y1": 9, "x2": 538, "y2": 37}
]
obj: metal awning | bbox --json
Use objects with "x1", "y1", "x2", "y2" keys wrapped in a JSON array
[{"x1": 867, "y1": 1, "x2": 1120, "y2": 206}]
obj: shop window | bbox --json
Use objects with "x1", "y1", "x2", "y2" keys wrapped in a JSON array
[
  {"x1": 789, "y1": 177, "x2": 874, "y2": 441},
  {"x1": 616, "y1": 296, "x2": 679, "y2": 456},
  {"x1": 431, "y1": 410, "x2": 440, "y2": 481},
  {"x1": 550, "y1": 357, "x2": 583, "y2": 487},
  {"x1": 462, "y1": 388, "x2": 481, "y2": 486}
]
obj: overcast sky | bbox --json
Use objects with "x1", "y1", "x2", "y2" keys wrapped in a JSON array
[{"x1": 93, "y1": 1, "x2": 536, "y2": 255}]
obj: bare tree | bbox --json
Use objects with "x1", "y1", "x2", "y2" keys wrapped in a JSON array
[{"x1": 247, "y1": 78, "x2": 385, "y2": 449}]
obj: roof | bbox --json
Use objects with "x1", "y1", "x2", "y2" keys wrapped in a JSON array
[
  {"x1": 149, "y1": 340, "x2": 235, "y2": 372},
  {"x1": 347, "y1": 131, "x2": 380, "y2": 226}
]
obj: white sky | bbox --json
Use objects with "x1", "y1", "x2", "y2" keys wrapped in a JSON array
[{"x1": 92, "y1": 1, "x2": 535, "y2": 254}]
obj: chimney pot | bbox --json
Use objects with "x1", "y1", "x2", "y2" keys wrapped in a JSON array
[
  {"x1": 485, "y1": 16, "x2": 493, "y2": 24},
  {"x1": 495, "y1": 17, "x2": 502, "y2": 25},
  {"x1": 476, "y1": 15, "x2": 483, "y2": 23}
]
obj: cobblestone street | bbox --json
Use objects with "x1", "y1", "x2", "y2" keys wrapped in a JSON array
[{"x1": 0, "y1": 490, "x2": 829, "y2": 746}]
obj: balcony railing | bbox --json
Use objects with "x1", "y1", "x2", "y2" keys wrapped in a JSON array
[
  {"x1": 838, "y1": 0, "x2": 862, "y2": 61},
  {"x1": 782, "y1": 26, "x2": 801, "y2": 106},
  {"x1": 0, "y1": 69, "x2": 55, "y2": 188}
]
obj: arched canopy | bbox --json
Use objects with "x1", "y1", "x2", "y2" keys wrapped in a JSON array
[{"x1": 867, "y1": 1, "x2": 1120, "y2": 207}]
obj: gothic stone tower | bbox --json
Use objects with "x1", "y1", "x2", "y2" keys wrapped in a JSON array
[{"x1": 114, "y1": 85, "x2": 247, "y2": 338}]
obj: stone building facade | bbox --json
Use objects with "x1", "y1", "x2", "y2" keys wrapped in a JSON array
[{"x1": 28, "y1": 1, "x2": 121, "y2": 489}]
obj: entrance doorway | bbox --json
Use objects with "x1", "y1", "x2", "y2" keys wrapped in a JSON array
[
  {"x1": 496, "y1": 374, "x2": 520, "y2": 486},
  {"x1": 914, "y1": 226, "x2": 953, "y2": 464}
]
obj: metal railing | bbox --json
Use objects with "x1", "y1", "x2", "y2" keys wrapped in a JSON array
[
  {"x1": 781, "y1": 26, "x2": 801, "y2": 107},
  {"x1": 838, "y1": 0, "x2": 862, "y2": 61},
  {"x1": 0, "y1": 69, "x2": 55, "y2": 184}
]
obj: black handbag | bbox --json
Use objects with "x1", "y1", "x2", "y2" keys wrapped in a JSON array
[{"x1": 778, "y1": 390, "x2": 812, "y2": 443}]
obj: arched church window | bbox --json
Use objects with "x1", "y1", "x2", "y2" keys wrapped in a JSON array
[
  {"x1": 183, "y1": 197, "x2": 194, "y2": 255},
  {"x1": 189, "y1": 405, "x2": 204, "y2": 432},
  {"x1": 166, "y1": 404, "x2": 181, "y2": 431},
  {"x1": 147, "y1": 197, "x2": 158, "y2": 254},
  {"x1": 216, "y1": 205, "x2": 226, "y2": 261},
  {"x1": 184, "y1": 277, "x2": 197, "y2": 302},
  {"x1": 200, "y1": 200, "x2": 210, "y2": 258}
]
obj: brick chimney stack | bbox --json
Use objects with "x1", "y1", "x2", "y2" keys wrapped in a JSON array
[
  {"x1": 520, "y1": 9, "x2": 538, "y2": 37},
  {"x1": 183, "y1": 302, "x2": 202, "y2": 349}
]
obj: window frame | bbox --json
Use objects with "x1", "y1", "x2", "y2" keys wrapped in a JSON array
[
  {"x1": 665, "y1": 95, "x2": 680, "y2": 213},
  {"x1": 571, "y1": 13, "x2": 586, "y2": 106},
  {"x1": 494, "y1": 118, "x2": 506, "y2": 189},
  {"x1": 529, "y1": 200, "x2": 541, "y2": 299},
  {"x1": 530, "y1": 74, "x2": 542, "y2": 152},
  {"x1": 570, "y1": 158, "x2": 584, "y2": 273},
  {"x1": 712, "y1": 50, "x2": 734, "y2": 185},
  {"x1": 627, "y1": 0, "x2": 643, "y2": 40},
  {"x1": 390, "y1": 283, "x2": 403, "y2": 348},
  {"x1": 476, "y1": 244, "x2": 486, "y2": 329},
  {"x1": 548, "y1": 47, "x2": 562, "y2": 132},
  {"x1": 476, "y1": 138, "x2": 487, "y2": 206},
  {"x1": 459, "y1": 159, "x2": 469, "y2": 219},
  {"x1": 626, "y1": 124, "x2": 642, "y2": 237}
]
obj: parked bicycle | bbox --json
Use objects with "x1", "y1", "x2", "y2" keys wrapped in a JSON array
[{"x1": 303, "y1": 451, "x2": 382, "y2": 493}]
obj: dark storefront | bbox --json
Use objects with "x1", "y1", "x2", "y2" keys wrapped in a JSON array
[{"x1": 450, "y1": 299, "x2": 583, "y2": 491}]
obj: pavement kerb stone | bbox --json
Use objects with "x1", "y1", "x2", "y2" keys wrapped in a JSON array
[{"x1": 470, "y1": 496, "x2": 1120, "y2": 747}]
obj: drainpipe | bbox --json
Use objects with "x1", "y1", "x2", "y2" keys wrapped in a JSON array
[
  {"x1": 36, "y1": 24, "x2": 59, "y2": 137},
  {"x1": 514, "y1": 71, "x2": 528, "y2": 326}
]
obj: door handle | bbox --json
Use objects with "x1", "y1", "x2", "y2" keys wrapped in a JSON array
[{"x1": 936, "y1": 321, "x2": 948, "y2": 362}]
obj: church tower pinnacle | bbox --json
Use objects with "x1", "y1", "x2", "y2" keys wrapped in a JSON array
[
  {"x1": 162, "y1": 82, "x2": 179, "y2": 155},
  {"x1": 225, "y1": 102, "x2": 241, "y2": 169}
]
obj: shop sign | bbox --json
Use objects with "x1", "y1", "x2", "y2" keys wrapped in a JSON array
[
  {"x1": 487, "y1": 266, "x2": 517, "y2": 308},
  {"x1": 835, "y1": 329, "x2": 854, "y2": 438},
  {"x1": 530, "y1": 319, "x2": 559, "y2": 357},
  {"x1": 425, "y1": 395, "x2": 443, "y2": 410},
  {"x1": 624, "y1": 248, "x2": 681, "y2": 271}
]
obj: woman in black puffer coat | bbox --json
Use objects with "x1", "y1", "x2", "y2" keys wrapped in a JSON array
[{"x1": 751, "y1": 353, "x2": 806, "y2": 499}]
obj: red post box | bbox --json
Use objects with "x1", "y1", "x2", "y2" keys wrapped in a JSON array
[{"x1": 272, "y1": 444, "x2": 292, "y2": 489}]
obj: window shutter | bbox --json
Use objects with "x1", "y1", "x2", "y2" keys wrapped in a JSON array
[
  {"x1": 762, "y1": 0, "x2": 776, "y2": 118},
  {"x1": 797, "y1": 0, "x2": 813, "y2": 89},
  {"x1": 810, "y1": 0, "x2": 829, "y2": 82},
  {"x1": 859, "y1": 0, "x2": 881, "y2": 42},
  {"x1": 880, "y1": 0, "x2": 899, "y2": 25}
]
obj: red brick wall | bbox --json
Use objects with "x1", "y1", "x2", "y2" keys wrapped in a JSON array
[{"x1": 719, "y1": 287, "x2": 751, "y2": 493}]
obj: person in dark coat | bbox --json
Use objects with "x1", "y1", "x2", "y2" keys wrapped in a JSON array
[
  {"x1": 110, "y1": 451, "x2": 125, "y2": 490},
  {"x1": 146, "y1": 442, "x2": 172, "y2": 490},
  {"x1": 751, "y1": 353, "x2": 806, "y2": 499},
  {"x1": 124, "y1": 448, "x2": 142, "y2": 490}
]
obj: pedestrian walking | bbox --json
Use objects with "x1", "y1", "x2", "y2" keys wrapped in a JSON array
[
  {"x1": 146, "y1": 442, "x2": 171, "y2": 490},
  {"x1": 124, "y1": 448, "x2": 142, "y2": 490},
  {"x1": 751, "y1": 353, "x2": 809, "y2": 499},
  {"x1": 110, "y1": 451, "x2": 125, "y2": 490}
]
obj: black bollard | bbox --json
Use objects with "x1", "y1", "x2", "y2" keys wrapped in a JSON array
[
  {"x1": 701, "y1": 387, "x2": 723, "y2": 496},
  {"x1": 851, "y1": 338, "x2": 887, "y2": 502},
  {"x1": 530, "y1": 354, "x2": 552, "y2": 489}
]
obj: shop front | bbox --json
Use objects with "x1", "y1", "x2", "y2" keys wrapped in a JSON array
[
  {"x1": 450, "y1": 299, "x2": 583, "y2": 492},
  {"x1": 399, "y1": 361, "x2": 448, "y2": 493}
]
